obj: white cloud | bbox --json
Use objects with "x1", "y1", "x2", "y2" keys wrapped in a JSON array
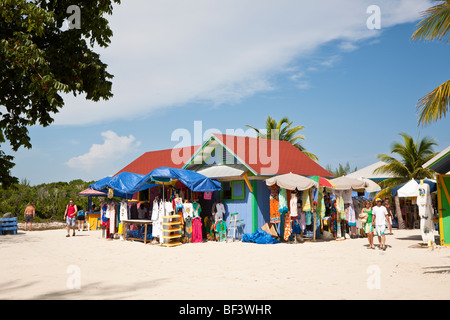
[
  {"x1": 65, "y1": 131, "x2": 141, "y2": 172},
  {"x1": 52, "y1": 0, "x2": 431, "y2": 125}
]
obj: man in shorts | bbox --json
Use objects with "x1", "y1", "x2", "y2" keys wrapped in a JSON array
[
  {"x1": 372, "y1": 198, "x2": 389, "y2": 250},
  {"x1": 24, "y1": 203, "x2": 35, "y2": 231},
  {"x1": 64, "y1": 200, "x2": 78, "y2": 237}
]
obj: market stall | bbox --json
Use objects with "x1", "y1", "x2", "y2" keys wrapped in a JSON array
[
  {"x1": 266, "y1": 172, "x2": 319, "y2": 241},
  {"x1": 330, "y1": 176, "x2": 370, "y2": 239},
  {"x1": 390, "y1": 179, "x2": 437, "y2": 244},
  {"x1": 423, "y1": 146, "x2": 450, "y2": 246},
  {"x1": 125, "y1": 167, "x2": 222, "y2": 247},
  {"x1": 77, "y1": 188, "x2": 108, "y2": 230}
]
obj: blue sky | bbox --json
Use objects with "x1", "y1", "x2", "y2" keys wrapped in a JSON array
[{"x1": 6, "y1": 0, "x2": 450, "y2": 185}]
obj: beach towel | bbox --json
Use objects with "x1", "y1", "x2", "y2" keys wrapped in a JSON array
[{"x1": 279, "y1": 188, "x2": 288, "y2": 214}]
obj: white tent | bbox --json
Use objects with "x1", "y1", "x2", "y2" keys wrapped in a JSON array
[
  {"x1": 346, "y1": 161, "x2": 397, "y2": 180},
  {"x1": 397, "y1": 179, "x2": 419, "y2": 198}
]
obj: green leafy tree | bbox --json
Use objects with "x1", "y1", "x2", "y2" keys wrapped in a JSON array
[
  {"x1": 246, "y1": 115, "x2": 319, "y2": 161},
  {"x1": 0, "y1": 0, "x2": 120, "y2": 188},
  {"x1": 325, "y1": 162, "x2": 357, "y2": 178},
  {"x1": 412, "y1": 0, "x2": 450, "y2": 125}
]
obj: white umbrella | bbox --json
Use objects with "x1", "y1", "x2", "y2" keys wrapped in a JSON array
[
  {"x1": 358, "y1": 177, "x2": 381, "y2": 193},
  {"x1": 330, "y1": 176, "x2": 367, "y2": 191},
  {"x1": 266, "y1": 172, "x2": 319, "y2": 191}
]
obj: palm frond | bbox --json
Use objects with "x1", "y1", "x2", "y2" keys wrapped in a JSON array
[
  {"x1": 417, "y1": 80, "x2": 450, "y2": 126},
  {"x1": 301, "y1": 150, "x2": 319, "y2": 162},
  {"x1": 412, "y1": 1, "x2": 450, "y2": 42}
]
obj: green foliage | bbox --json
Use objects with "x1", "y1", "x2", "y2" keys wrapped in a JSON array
[
  {"x1": 374, "y1": 132, "x2": 437, "y2": 197},
  {"x1": 0, "y1": 0, "x2": 120, "y2": 188},
  {"x1": 412, "y1": 1, "x2": 450, "y2": 126},
  {"x1": 325, "y1": 162, "x2": 357, "y2": 178},
  {"x1": 0, "y1": 179, "x2": 98, "y2": 221},
  {"x1": 246, "y1": 115, "x2": 319, "y2": 161}
]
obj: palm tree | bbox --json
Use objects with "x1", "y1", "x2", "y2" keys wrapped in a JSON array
[
  {"x1": 374, "y1": 133, "x2": 437, "y2": 228},
  {"x1": 412, "y1": 0, "x2": 450, "y2": 126},
  {"x1": 246, "y1": 116, "x2": 319, "y2": 161}
]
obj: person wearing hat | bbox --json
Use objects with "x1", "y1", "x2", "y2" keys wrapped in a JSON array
[{"x1": 372, "y1": 198, "x2": 389, "y2": 250}]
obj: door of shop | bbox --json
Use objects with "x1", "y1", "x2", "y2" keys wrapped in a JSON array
[{"x1": 438, "y1": 175, "x2": 450, "y2": 246}]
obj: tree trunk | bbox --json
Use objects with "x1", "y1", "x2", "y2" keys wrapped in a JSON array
[{"x1": 395, "y1": 196, "x2": 405, "y2": 229}]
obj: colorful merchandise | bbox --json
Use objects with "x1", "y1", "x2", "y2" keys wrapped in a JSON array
[
  {"x1": 279, "y1": 188, "x2": 288, "y2": 214},
  {"x1": 269, "y1": 185, "x2": 281, "y2": 223}
]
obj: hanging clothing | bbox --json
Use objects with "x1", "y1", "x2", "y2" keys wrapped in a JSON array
[
  {"x1": 290, "y1": 193, "x2": 298, "y2": 217},
  {"x1": 284, "y1": 213, "x2": 292, "y2": 241},
  {"x1": 204, "y1": 191, "x2": 212, "y2": 200},
  {"x1": 302, "y1": 192, "x2": 311, "y2": 212},
  {"x1": 192, "y1": 203, "x2": 202, "y2": 218},
  {"x1": 192, "y1": 217, "x2": 203, "y2": 243},
  {"x1": 279, "y1": 188, "x2": 288, "y2": 214},
  {"x1": 108, "y1": 204, "x2": 116, "y2": 235},
  {"x1": 300, "y1": 211, "x2": 306, "y2": 231},
  {"x1": 215, "y1": 203, "x2": 225, "y2": 222},
  {"x1": 215, "y1": 220, "x2": 227, "y2": 242},
  {"x1": 184, "y1": 217, "x2": 193, "y2": 243},
  {"x1": 331, "y1": 201, "x2": 338, "y2": 239},
  {"x1": 417, "y1": 182, "x2": 435, "y2": 243},
  {"x1": 151, "y1": 200, "x2": 162, "y2": 239},
  {"x1": 347, "y1": 203, "x2": 356, "y2": 226},
  {"x1": 183, "y1": 202, "x2": 194, "y2": 219},
  {"x1": 269, "y1": 185, "x2": 281, "y2": 224},
  {"x1": 119, "y1": 201, "x2": 128, "y2": 221},
  {"x1": 305, "y1": 211, "x2": 312, "y2": 226}
]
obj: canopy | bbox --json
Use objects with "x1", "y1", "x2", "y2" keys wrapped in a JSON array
[
  {"x1": 106, "y1": 172, "x2": 157, "y2": 196},
  {"x1": 331, "y1": 176, "x2": 367, "y2": 191},
  {"x1": 308, "y1": 176, "x2": 337, "y2": 188},
  {"x1": 134, "y1": 167, "x2": 222, "y2": 192},
  {"x1": 266, "y1": 172, "x2": 319, "y2": 191},
  {"x1": 89, "y1": 172, "x2": 157, "y2": 199},
  {"x1": 88, "y1": 176, "x2": 112, "y2": 190},
  {"x1": 358, "y1": 177, "x2": 381, "y2": 193},
  {"x1": 77, "y1": 188, "x2": 108, "y2": 197},
  {"x1": 391, "y1": 179, "x2": 437, "y2": 197}
]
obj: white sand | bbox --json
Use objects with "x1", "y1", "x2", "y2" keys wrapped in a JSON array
[{"x1": 0, "y1": 228, "x2": 449, "y2": 300}]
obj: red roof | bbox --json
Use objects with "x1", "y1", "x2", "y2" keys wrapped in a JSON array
[
  {"x1": 115, "y1": 146, "x2": 200, "y2": 176},
  {"x1": 116, "y1": 134, "x2": 331, "y2": 178},
  {"x1": 212, "y1": 133, "x2": 332, "y2": 177}
]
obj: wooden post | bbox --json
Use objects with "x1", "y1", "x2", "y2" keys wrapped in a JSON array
[
  {"x1": 394, "y1": 196, "x2": 405, "y2": 229},
  {"x1": 310, "y1": 188, "x2": 316, "y2": 241}
]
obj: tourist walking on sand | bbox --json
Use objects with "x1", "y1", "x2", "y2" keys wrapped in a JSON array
[
  {"x1": 24, "y1": 203, "x2": 35, "y2": 231},
  {"x1": 64, "y1": 200, "x2": 78, "y2": 237},
  {"x1": 77, "y1": 209, "x2": 86, "y2": 232},
  {"x1": 372, "y1": 198, "x2": 389, "y2": 251},
  {"x1": 360, "y1": 200, "x2": 374, "y2": 249}
]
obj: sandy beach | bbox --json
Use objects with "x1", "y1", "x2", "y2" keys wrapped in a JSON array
[{"x1": 0, "y1": 227, "x2": 449, "y2": 300}]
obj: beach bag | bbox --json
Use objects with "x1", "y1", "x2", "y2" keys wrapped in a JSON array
[{"x1": 359, "y1": 212, "x2": 368, "y2": 224}]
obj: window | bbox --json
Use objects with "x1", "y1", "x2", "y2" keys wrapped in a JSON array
[{"x1": 221, "y1": 181, "x2": 245, "y2": 200}]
